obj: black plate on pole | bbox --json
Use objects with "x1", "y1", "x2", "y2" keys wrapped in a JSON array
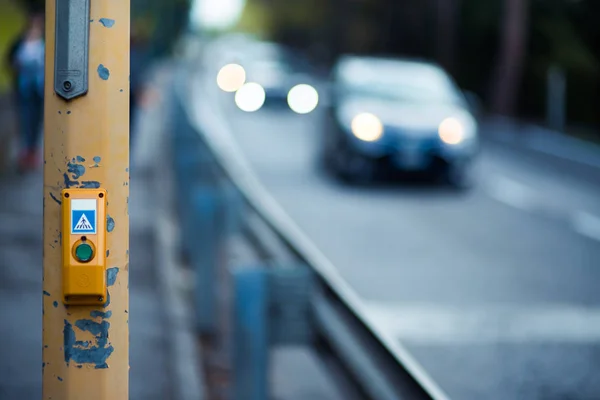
[{"x1": 54, "y1": 0, "x2": 90, "y2": 100}]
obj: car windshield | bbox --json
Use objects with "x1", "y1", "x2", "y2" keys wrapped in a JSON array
[{"x1": 337, "y1": 60, "x2": 463, "y2": 105}]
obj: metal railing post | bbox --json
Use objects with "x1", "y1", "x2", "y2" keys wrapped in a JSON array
[
  {"x1": 43, "y1": 0, "x2": 130, "y2": 398},
  {"x1": 232, "y1": 267, "x2": 269, "y2": 400},
  {"x1": 190, "y1": 185, "x2": 220, "y2": 334}
]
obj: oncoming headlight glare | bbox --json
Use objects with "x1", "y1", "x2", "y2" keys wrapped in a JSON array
[
  {"x1": 235, "y1": 82, "x2": 266, "y2": 112},
  {"x1": 217, "y1": 63, "x2": 246, "y2": 92},
  {"x1": 438, "y1": 117, "x2": 464, "y2": 145},
  {"x1": 287, "y1": 84, "x2": 319, "y2": 114},
  {"x1": 351, "y1": 113, "x2": 383, "y2": 142}
]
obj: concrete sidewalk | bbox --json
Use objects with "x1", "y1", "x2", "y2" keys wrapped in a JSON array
[{"x1": 0, "y1": 76, "x2": 188, "y2": 399}]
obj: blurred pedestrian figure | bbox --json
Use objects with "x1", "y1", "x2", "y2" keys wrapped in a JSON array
[{"x1": 7, "y1": 11, "x2": 45, "y2": 171}]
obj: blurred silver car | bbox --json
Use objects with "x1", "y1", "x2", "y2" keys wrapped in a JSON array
[{"x1": 322, "y1": 56, "x2": 479, "y2": 187}]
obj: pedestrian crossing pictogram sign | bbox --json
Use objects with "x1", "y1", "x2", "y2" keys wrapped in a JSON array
[{"x1": 71, "y1": 199, "x2": 97, "y2": 234}]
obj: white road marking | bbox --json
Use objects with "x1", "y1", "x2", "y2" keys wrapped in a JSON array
[
  {"x1": 365, "y1": 302, "x2": 600, "y2": 344},
  {"x1": 485, "y1": 176, "x2": 537, "y2": 211},
  {"x1": 572, "y1": 211, "x2": 600, "y2": 242},
  {"x1": 485, "y1": 177, "x2": 600, "y2": 243}
]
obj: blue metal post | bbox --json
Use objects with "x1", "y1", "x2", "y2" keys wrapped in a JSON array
[
  {"x1": 172, "y1": 102, "x2": 201, "y2": 256},
  {"x1": 219, "y1": 182, "x2": 242, "y2": 236},
  {"x1": 232, "y1": 267, "x2": 269, "y2": 400},
  {"x1": 171, "y1": 99, "x2": 217, "y2": 259},
  {"x1": 190, "y1": 185, "x2": 220, "y2": 334}
]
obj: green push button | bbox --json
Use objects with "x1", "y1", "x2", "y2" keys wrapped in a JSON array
[{"x1": 75, "y1": 243, "x2": 94, "y2": 263}]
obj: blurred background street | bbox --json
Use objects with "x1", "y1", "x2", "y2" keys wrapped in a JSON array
[
  {"x1": 211, "y1": 85, "x2": 600, "y2": 399},
  {"x1": 1, "y1": 0, "x2": 600, "y2": 399}
]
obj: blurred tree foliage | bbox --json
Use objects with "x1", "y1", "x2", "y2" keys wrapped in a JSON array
[
  {"x1": 131, "y1": 0, "x2": 190, "y2": 58},
  {"x1": 10, "y1": 0, "x2": 599, "y2": 129},
  {"x1": 250, "y1": 0, "x2": 600, "y2": 129}
]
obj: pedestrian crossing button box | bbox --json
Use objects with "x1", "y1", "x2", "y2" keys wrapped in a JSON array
[{"x1": 61, "y1": 188, "x2": 107, "y2": 305}]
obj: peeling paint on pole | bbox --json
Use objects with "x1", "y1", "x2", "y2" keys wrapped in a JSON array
[{"x1": 43, "y1": 0, "x2": 130, "y2": 398}]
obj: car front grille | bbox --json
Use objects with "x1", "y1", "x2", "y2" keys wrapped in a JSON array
[{"x1": 384, "y1": 126, "x2": 439, "y2": 151}]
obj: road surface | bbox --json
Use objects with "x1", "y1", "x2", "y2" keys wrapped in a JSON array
[{"x1": 202, "y1": 83, "x2": 600, "y2": 399}]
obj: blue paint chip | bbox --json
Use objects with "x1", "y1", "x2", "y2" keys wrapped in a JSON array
[
  {"x1": 43, "y1": 291, "x2": 51, "y2": 297},
  {"x1": 76, "y1": 156, "x2": 85, "y2": 162},
  {"x1": 64, "y1": 319, "x2": 114, "y2": 368},
  {"x1": 107, "y1": 268, "x2": 118, "y2": 286},
  {"x1": 90, "y1": 310, "x2": 112, "y2": 319},
  {"x1": 67, "y1": 162, "x2": 86, "y2": 180},
  {"x1": 93, "y1": 156, "x2": 101, "y2": 163},
  {"x1": 57, "y1": 376, "x2": 63, "y2": 382},
  {"x1": 80, "y1": 181, "x2": 101, "y2": 189},
  {"x1": 106, "y1": 250, "x2": 110, "y2": 258},
  {"x1": 106, "y1": 216, "x2": 115, "y2": 232},
  {"x1": 64, "y1": 320, "x2": 75, "y2": 363},
  {"x1": 53, "y1": 301, "x2": 58, "y2": 308},
  {"x1": 99, "y1": 18, "x2": 115, "y2": 28},
  {"x1": 63, "y1": 173, "x2": 79, "y2": 188},
  {"x1": 97, "y1": 64, "x2": 110, "y2": 80},
  {"x1": 75, "y1": 319, "x2": 109, "y2": 340}
]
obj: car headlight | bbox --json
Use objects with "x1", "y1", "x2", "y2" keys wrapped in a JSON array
[
  {"x1": 235, "y1": 82, "x2": 266, "y2": 112},
  {"x1": 287, "y1": 84, "x2": 319, "y2": 114},
  {"x1": 217, "y1": 63, "x2": 246, "y2": 92},
  {"x1": 351, "y1": 113, "x2": 383, "y2": 142},
  {"x1": 438, "y1": 117, "x2": 466, "y2": 145}
]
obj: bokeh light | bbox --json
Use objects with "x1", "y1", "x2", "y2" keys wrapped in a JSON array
[
  {"x1": 287, "y1": 84, "x2": 319, "y2": 114},
  {"x1": 235, "y1": 83, "x2": 266, "y2": 112},
  {"x1": 190, "y1": 0, "x2": 246, "y2": 31},
  {"x1": 438, "y1": 117, "x2": 464, "y2": 145},
  {"x1": 217, "y1": 64, "x2": 246, "y2": 92},
  {"x1": 351, "y1": 113, "x2": 384, "y2": 142}
]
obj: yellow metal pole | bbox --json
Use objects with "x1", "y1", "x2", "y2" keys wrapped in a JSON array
[{"x1": 43, "y1": 0, "x2": 130, "y2": 398}]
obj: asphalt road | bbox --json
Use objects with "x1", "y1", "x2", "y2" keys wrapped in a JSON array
[{"x1": 211, "y1": 90, "x2": 600, "y2": 399}]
